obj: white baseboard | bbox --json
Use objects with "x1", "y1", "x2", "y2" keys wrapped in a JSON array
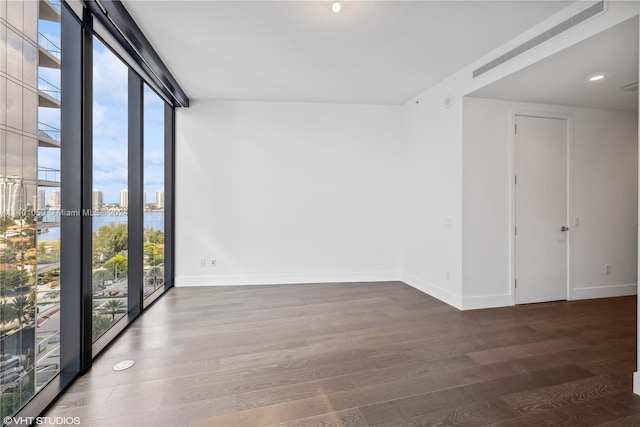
[
  {"x1": 461, "y1": 293, "x2": 512, "y2": 310},
  {"x1": 571, "y1": 283, "x2": 637, "y2": 300},
  {"x1": 635, "y1": 372, "x2": 640, "y2": 396},
  {"x1": 401, "y1": 272, "x2": 462, "y2": 310},
  {"x1": 175, "y1": 270, "x2": 402, "y2": 287}
]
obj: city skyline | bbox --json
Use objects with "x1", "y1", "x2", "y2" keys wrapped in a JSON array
[{"x1": 88, "y1": 188, "x2": 165, "y2": 209}]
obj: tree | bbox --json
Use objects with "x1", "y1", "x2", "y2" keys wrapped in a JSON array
[
  {"x1": 144, "y1": 228, "x2": 164, "y2": 245},
  {"x1": 104, "y1": 255, "x2": 128, "y2": 279},
  {"x1": 101, "y1": 299, "x2": 126, "y2": 320},
  {"x1": 0, "y1": 302, "x2": 16, "y2": 325},
  {"x1": 92, "y1": 315, "x2": 113, "y2": 341},
  {"x1": 145, "y1": 266, "x2": 163, "y2": 287},
  {"x1": 0, "y1": 268, "x2": 29, "y2": 292},
  {"x1": 0, "y1": 216, "x2": 15, "y2": 235},
  {"x1": 93, "y1": 268, "x2": 113, "y2": 284},
  {"x1": 10, "y1": 295, "x2": 33, "y2": 328},
  {"x1": 93, "y1": 223, "x2": 128, "y2": 263},
  {"x1": 144, "y1": 242, "x2": 164, "y2": 266}
]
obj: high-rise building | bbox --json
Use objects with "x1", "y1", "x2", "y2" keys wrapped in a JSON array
[
  {"x1": 156, "y1": 189, "x2": 165, "y2": 210},
  {"x1": 50, "y1": 190, "x2": 61, "y2": 208},
  {"x1": 0, "y1": 177, "x2": 30, "y2": 217},
  {"x1": 143, "y1": 191, "x2": 147, "y2": 207},
  {"x1": 38, "y1": 188, "x2": 46, "y2": 210},
  {"x1": 120, "y1": 189, "x2": 128, "y2": 208},
  {"x1": 0, "y1": 179, "x2": 26, "y2": 215},
  {"x1": 93, "y1": 189, "x2": 104, "y2": 210}
]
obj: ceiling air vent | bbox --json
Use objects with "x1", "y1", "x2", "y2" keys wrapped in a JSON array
[{"x1": 472, "y1": 0, "x2": 606, "y2": 78}]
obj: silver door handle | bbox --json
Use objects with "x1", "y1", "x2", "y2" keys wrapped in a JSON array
[{"x1": 560, "y1": 226, "x2": 569, "y2": 232}]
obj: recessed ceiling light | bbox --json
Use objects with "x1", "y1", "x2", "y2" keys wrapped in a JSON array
[
  {"x1": 589, "y1": 75, "x2": 604, "y2": 81},
  {"x1": 332, "y1": 1, "x2": 341, "y2": 13}
]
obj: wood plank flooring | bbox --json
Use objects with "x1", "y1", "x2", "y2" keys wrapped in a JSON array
[{"x1": 43, "y1": 281, "x2": 638, "y2": 426}]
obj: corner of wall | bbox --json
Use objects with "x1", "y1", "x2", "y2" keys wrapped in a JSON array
[{"x1": 401, "y1": 272, "x2": 462, "y2": 310}]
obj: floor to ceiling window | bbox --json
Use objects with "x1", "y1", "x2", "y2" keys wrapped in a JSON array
[
  {"x1": 143, "y1": 84, "x2": 165, "y2": 300},
  {"x1": 35, "y1": 0, "x2": 61, "y2": 396},
  {"x1": 91, "y1": 37, "x2": 129, "y2": 342}
]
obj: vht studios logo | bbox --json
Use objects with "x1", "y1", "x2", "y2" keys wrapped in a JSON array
[{"x1": 4, "y1": 416, "x2": 81, "y2": 425}]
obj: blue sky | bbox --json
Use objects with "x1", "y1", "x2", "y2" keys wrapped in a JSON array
[{"x1": 38, "y1": 19, "x2": 166, "y2": 206}]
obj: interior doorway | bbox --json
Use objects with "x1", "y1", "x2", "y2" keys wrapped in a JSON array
[{"x1": 514, "y1": 115, "x2": 569, "y2": 304}]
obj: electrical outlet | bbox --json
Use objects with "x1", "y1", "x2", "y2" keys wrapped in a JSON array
[
  {"x1": 200, "y1": 258, "x2": 206, "y2": 267},
  {"x1": 211, "y1": 259, "x2": 216, "y2": 267},
  {"x1": 605, "y1": 264, "x2": 611, "y2": 275}
]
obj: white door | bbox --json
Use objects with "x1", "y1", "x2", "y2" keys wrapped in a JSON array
[{"x1": 515, "y1": 115, "x2": 568, "y2": 304}]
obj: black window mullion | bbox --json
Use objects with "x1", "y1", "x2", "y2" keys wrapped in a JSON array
[
  {"x1": 164, "y1": 103, "x2": 175, "y2": 292},
  {"x1": 59, "y1": 5, "x2": 93, "y2": 377},
  {"x1": 58, "y1": 0, "x2": 83, "y2": 379},
  {"x1": 128, "y1": 70, "x2": 144, "y2": 316},
  {"x1": 80, "y1": 8, "x2": 94, "y2": 375}
]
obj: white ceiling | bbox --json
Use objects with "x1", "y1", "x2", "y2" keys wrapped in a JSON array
[
  {"x1": 122, "y1": 0, "x2": 572, "y2": 105},
  {"x1": 469, "y1": 16, "x2": 639, "y2": 112}
]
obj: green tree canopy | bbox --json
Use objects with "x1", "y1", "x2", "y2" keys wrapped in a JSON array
[
  {"x1": 93, "y1": 223, "x2": 128, "y2": 263},
  {"x1": 104, "y1": 255, "x2": 128, "y2": 279}
]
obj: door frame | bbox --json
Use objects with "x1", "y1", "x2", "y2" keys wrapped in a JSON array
[{"x1": 508, "y1": 110, "x2": 574, "y2": 305}]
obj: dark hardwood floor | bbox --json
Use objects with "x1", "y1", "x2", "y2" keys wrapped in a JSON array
[{"x1": 44, "y1": 282, "x2": 638, "y2": 426}]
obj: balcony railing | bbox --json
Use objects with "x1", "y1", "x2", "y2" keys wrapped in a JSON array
[
  {"x1": 38, "y1": 122, "x2": 60, "y2": 142},
  {"x1": 38, "y1": 32, "x2": 61, "y2": 60},
  {"x1": 38, "y1": 167, "x2": 60, "y2": 183},
  {"x1": 38, "y1": 77, "x2": 61, "y2": 101}
]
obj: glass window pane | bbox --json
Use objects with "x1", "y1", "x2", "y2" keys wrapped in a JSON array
[
  {"x1": 22, "y1": 40, "x2": 36, "y2": 89},
  {"x1": 6, "y1": 27, "x2": 22, "y2": 80},
  {"x1": 0, "y1": 130, "x2": 5, "y2": 178},
  {"x1": 6, "y1": 79, "x2": 22, "y2": 130},
  {"x1": 22, "y1": 1, "x2": 37, "y2": 43},
  {"x1": 0, "y1": 76, "x2": 6, "y2": 125},
  {"x1": 35, "y1": 8, "x2": 61, "y2": 395},
  {"x1": 143, "y1": 85, "x2": 165, "y2": 299},
  {"x1": 6, "y1": 131, "x2": 22, "y2": 177},
  {"x1": 0, "y1": 0, "x2": 61, "y2": 417},
  {"x1": 6, "y1": 0, "x2": 23, "y2": 33},
  {"x1": 0, "y1": 23, "x2": 7, "y2": 74},
  {"x1": 23, "y1": 88, "x2": 36, "y2": 135},
  {"x1": 22, "y1": 137, "x2": 36, "y2": 181},
  {"x1": 92, "y1": 37, "x2": 129, "y2": 341}
]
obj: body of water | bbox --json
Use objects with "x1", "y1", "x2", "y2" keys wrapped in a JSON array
[{"x1": 38, "y1": 211, "x2": 165, "y2": 242}]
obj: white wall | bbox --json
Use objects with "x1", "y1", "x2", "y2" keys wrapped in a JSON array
[
  {"x1": 175, "y1": 100, "x2": 402, "y2": 286},
  {"x1": 462, "y1": 97, "x2": 638, "y2": 307},
  {"x1": 400, "y1": 90, "x2": 463, "y2": 308},
  {"x1": 400, "y1": 1, "x2": 639, "y2": 310}
]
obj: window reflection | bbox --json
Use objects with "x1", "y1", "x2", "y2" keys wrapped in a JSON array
[
  {"x1": 6, "y1": 80, "x2": 22, "y2": 130},
  {"x1": 6, "y1": 28, "x2": 22, "y2": 80}
]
